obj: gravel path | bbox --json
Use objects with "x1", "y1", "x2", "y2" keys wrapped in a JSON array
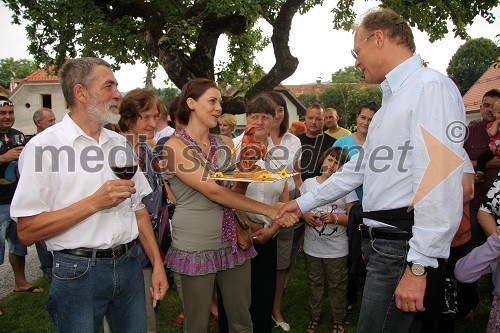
[{"x1": 0, "y1": 245, "x2": 43, "y2": 299}]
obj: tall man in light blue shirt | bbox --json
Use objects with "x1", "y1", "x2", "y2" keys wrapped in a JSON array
[{"x1": 277, "y1": 8, "x2": 465, "y2": 333}]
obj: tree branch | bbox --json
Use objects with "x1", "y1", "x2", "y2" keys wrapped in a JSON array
[{"x1": 246, "y1": 0, "x2": 305, "y2": 99}]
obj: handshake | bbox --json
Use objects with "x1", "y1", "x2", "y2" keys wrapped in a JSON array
[{"x1": 271, "y1": 201, "x2": 303, "y2": 228}]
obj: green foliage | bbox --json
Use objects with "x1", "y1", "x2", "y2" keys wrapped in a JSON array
[
  {"x1": 0, "y1": 58, "x2": 37, "y2": 89},
  {"x1": 319, "y1": 85, "x2": 382, "y2": 128},
  {"x1": 155, "y1": 87, "x2": 180, "y2": 109},
  {"x1": 216, "y1": 28, "x2": 269, "y2": 92},
  {"x1": 298, "y1": 93, "x2": 318, "y2": 107},
  {"x1": 331, "y1": 66, "x2": 364, "y2": 84},
  {"x1": 375, "y1": 0, "x2": 497, "y2": 42},
  {"x1": 3, "y1": 0, "x2": 497, "y2": 96},
  {"x1": 447, "y1": 37, "x2": 500, "y2": 95}
]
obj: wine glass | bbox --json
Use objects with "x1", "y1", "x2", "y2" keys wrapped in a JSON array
[
  {"x1": 12, "y1": 134, "x2": 25, "y2": 147},
  {"x1": 109, "y1": 140, "x2": 145, "y2": 211}
]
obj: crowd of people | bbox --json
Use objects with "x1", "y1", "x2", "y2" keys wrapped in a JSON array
[{"x1": 0, "y1": 7, "x2": 498, "y2": 333}]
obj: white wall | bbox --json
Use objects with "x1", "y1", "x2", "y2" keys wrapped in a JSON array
[
  {"x1": 10, "y1": 83, "x2": 68, "y2": 135},
  {"x1": 466, "y1": 111, "x2": 482, "y2": 125}
]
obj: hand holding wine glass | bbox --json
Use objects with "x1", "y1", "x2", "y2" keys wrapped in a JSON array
[{"x1": 110, "y1": 141, "x2": 145, "y2": 211}]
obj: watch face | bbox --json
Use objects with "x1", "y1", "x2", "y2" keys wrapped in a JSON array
[{"x1": 411, "y1": 263, "x2": 426, "y2": 276}]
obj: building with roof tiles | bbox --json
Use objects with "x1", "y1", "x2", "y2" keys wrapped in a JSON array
[
  {"x1": 463, "y1": 63, "x2": 500, "y2": 124},
  {"x1": 8, "y1": 68, "x2": 66, "y2": 134},
  {"x1": 223, "y1": 82, "x2": 307, "y2": 133}
]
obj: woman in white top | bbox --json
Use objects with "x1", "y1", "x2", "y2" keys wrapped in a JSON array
[
  {"x1": 266, "y1": 90, "x2": 302, "y2": 331},
  {"x1": 219, "y1": 93, "x2": 289, "y2": 333}
]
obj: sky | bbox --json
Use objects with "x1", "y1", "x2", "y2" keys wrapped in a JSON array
[{"x1": 0, "y1": 0, "x2": 498, "y2": 92}]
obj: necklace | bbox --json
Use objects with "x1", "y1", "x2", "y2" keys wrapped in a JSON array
[{"x1": 185, "y1": 130, "x2": 209, "y2": 147}]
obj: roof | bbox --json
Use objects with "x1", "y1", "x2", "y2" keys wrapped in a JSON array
[
  {"x1": 23, "y1": 68, "x2": 59, "y2": 82},
  {"x1": 286, "y1": 81, "x2": 334, "y2": 96},
  {"x1": 273, "y1": 84, "x2": 307, "y2": 117},
  {"x1": 9, "y1": 67, "x2": 60, "y2": 99},
  {"x1": 463, "y1": 63, "x2": 500, "y2": 113},
  {"x1": 285, "y1": 81, "x2": 379, "y2": 96},
  {"x1": 223, "y1": 83, "x2": 307, "y2": 116}
]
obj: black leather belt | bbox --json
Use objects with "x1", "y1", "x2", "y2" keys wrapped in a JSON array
[
  {"x1": 359, "y1": 224, "x2": 410, "y2": 240},
  {"x1": 59, "y1": 239, "x2": 137, "y2": 258}
]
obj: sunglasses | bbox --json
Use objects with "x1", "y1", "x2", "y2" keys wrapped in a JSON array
[{"x1": 0, "y1": 100, "x2": 14, "y2": 107}]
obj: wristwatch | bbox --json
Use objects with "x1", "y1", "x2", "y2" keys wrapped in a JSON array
[{"x1": 407, "y1": 262, "x2": 427, "y2": 276}]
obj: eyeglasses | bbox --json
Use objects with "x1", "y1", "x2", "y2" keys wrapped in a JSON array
[
  {"x1": 138, "y1": 113, "x2": 160, "y2": 122},
  {"x1": 248, "y1": 114, "x2": 273, "y2": 122},
  {"x1": 0, "y1": 100, "x2": 14, "y2": 107},
  {"x1": 351, "y1": 33, "x2": 375, "y2": 59}
]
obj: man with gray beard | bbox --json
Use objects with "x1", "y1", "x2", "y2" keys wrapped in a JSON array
[{"x1": 10, "y1": 57, "x2": 168, "y2": 333}]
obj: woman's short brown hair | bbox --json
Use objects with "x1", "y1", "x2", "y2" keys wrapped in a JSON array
[
  {"x1": 118, "y1": 88, "x2": 160, "y2": 132},
  {"x1": 177, "y1": 78, "x2": 219, "y2": 126},
  {"x1": 245, "y1": 93, "x2": 277, "y2": 117}
]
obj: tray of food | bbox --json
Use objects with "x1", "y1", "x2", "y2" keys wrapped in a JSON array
[{"x1": 209, "y1": 169, "x2": 297, "y2": 183}]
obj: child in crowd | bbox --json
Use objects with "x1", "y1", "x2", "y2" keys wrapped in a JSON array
[
  {"x1": 300, "y1": 147, "x2": 358, "y2": 333},
  {"x1": 455, "y1": 227, "x2": 499, "y2": 333},
  {"x1": 476, "y1": 99, "x2": 500, "y2": 182}
]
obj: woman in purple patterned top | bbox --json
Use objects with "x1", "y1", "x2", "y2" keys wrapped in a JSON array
[{"x1": 162, "y1": 78, "x2": 298, "y2": 333}]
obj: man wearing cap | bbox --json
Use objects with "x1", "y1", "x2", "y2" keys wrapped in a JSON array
[{"x1": 0, "y1": 97, "x2": 43, "y2": 307}]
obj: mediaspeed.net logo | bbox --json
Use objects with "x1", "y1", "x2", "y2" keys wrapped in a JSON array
[{"x1": 410, "y1": 124, "x2": 464, "y2": 209}]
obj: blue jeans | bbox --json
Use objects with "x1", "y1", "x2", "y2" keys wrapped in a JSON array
[
  {"x1": 48, "y1": 243, "x2": 146, "y2": 333},
  {"x1": 0, "y1": 204, "x2": 27, "y2": 265},
  {"x1": 35, "y1": 241, "x2": 54, "y2": 275},
  {"x1": 357, "y1": 237, "x2": 415, "y2": 333}
]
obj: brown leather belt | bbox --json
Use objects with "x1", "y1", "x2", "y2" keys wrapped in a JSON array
[{"x1": 59, "y1": 239, "x2": 137, "y2": 258}]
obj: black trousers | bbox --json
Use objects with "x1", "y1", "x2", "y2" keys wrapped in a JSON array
[
  {"x1": 477, "y1": 149, "x2": 495, "y2": 172},
  {"x1": 410, "y1": 258, "x2": 446, "y2": 333}
]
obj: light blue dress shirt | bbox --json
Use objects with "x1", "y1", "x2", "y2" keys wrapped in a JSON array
[{"x1": 296, "y1": 55, "x2": 465, "y2": 268}]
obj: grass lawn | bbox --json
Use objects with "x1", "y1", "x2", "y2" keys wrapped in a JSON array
[{"x1": 0, "y1": 253, "x2": 490, "y2": 332}]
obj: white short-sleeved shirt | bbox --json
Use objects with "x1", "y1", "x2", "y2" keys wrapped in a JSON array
[
  {"x1": 267, "y1": 132, "x2": 301, "y2": 192},
  {"x1": 10, "y1": 114, "x2": 152, "y2": 251},
  {"x1": 154, "y1": 126, "x2": 175, "y2": 141},
  {"x1": 243, "y1": 160, "x2": 286, "y2": 227},
  {"x1": 300, "y1": 177, "x2": 358, "y2": 258}
]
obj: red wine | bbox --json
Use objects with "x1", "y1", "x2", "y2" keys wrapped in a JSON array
[{"x1": 111, "y1": 165, "x2": 137, "y2": 180}]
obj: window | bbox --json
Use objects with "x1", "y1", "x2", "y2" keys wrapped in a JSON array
[{"x1": 41, "y1": 94, "x2": 52, "y2": 109}]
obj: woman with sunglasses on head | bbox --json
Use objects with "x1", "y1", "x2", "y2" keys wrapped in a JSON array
[
  {"x1": 300, "y1": 147, "x2": 358, "y2": 333},
  {"x1": 162, "y1": 79, "x2": 297, "y2": 333}
]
